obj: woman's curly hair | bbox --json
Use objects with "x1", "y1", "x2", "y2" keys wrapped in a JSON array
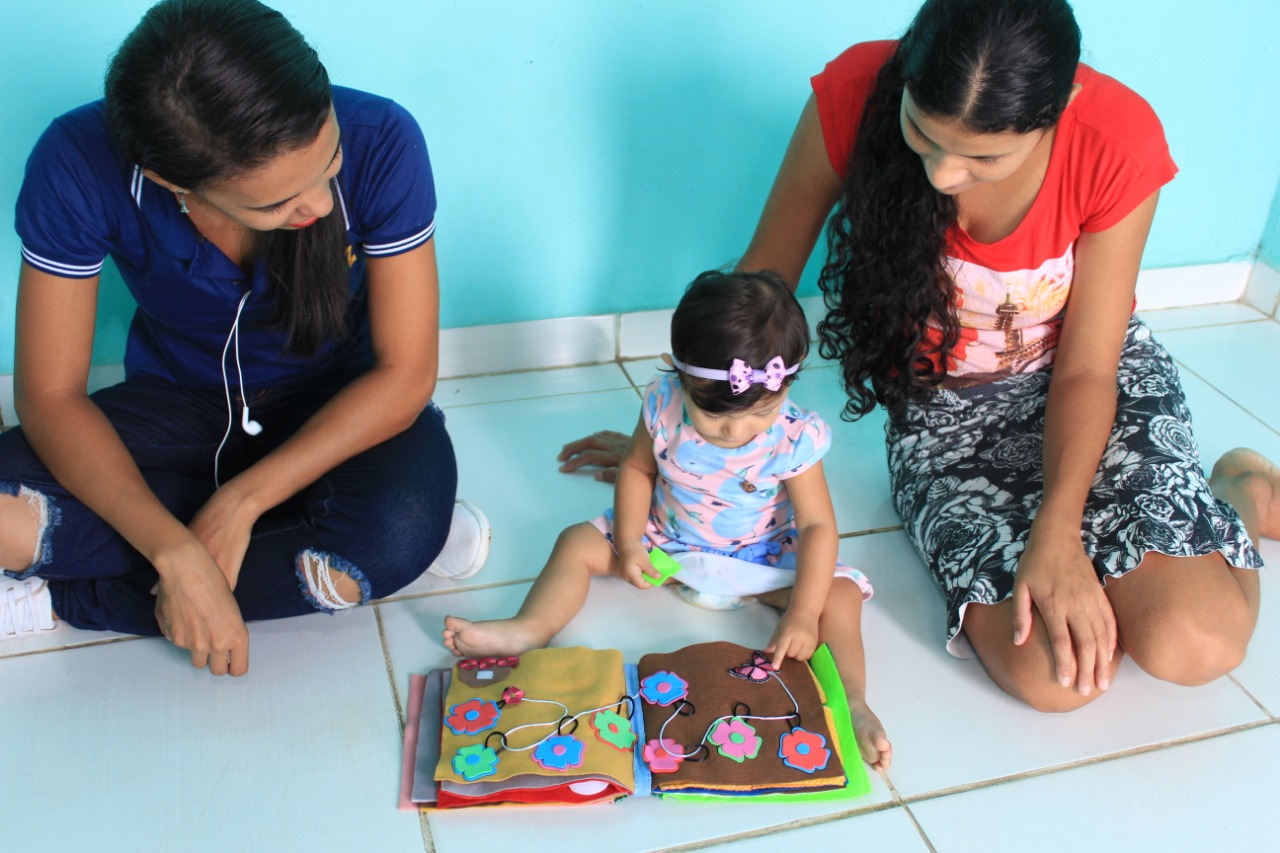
[{"x1": 817, "y1": 0, "x2": 1080, "y2": 420}]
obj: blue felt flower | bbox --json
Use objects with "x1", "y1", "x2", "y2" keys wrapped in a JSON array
[
  {"x1": 531, "y1": 734, "x2": 586, "y2": 772},
  {"x1": 639, "y1": 670, "x2": 689, "y2": 706}
]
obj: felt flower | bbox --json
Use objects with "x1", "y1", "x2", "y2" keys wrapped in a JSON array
[
  {"x1": 531, "y1": 734, "x2": 586, "y2": 772},
  {"x1": 778, "y1": 727, "x2": 831, "y2": 774},
  {"x1": 639, "y1": 670, "x2": 689, "y2": 706},
  {"x1": 501, "y1": 686, "x2": 525, "y2": 706},
  {"x1": 451, "y1": 744, "x2": 500, "y2": 781},
  {"x1": 444, "y1": 698, "x2": 501, "y2": 735},
  {"x1": 591, "y1": 708, "x2": 636, "y2": 751},
  {"x1": 642, "y1": 738, "x2": 685, "y2": 774},
  {"x1": 708, "y1": 717, "x2": 761, "y2": 763}
]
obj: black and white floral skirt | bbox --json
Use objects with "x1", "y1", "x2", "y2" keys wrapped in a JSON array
[{"x1": 885, "y1": 317, "x2": 1264, "y2": 658}]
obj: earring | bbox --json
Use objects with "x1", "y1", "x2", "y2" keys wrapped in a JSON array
[{"x1": 177, "y1": 190, "x2": 190, "y2": 215}]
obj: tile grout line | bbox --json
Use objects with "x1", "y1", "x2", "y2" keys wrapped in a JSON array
[
  {"x1": 650, "y1": 719, "x2": 1275, "y2": 852},
  {"x1": 372, "y1": 602, "x2": 439, "y2": 853},
  {"x1": 887, "y1": 718, "x2": 1276, "y2": 807},
  {"x1": 1227, "y1": 673, "x2": 1278, "y2": 721},
  {"x1": 1169, "y1": 357, "x2": 1280, "y2": 441}
]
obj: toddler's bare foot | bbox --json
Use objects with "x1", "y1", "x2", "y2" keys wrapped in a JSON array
[
  {"x1": 848, "y1": 697, "x2": 892, "y2": 772},
  {"x1": 442, "y1": 615, "x2": 551, "y2": 658},
  {"x1": 1211, "y1": 448, "x2": 1280, "y2": 540}
]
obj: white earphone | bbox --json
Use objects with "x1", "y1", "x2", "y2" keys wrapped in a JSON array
[{"x1": 214, "y1": 291, "x2": 263, "y2": 485}]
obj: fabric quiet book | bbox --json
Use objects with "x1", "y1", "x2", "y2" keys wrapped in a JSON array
[{"x1": 399, "y1": 641, "x2": 872, "y2": 810}]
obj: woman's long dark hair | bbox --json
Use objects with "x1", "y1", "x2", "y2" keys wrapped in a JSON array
[
  {"x1": 817, "y1": 0, "x2": 1080, "y2": 419},
  {"x1": 105, "y1": 0, "x2": 348, "y2": 357},
  {"x1": 670, "y1": 270, "x2": 810, "y2": 414}
]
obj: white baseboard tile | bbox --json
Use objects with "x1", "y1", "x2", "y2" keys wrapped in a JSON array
[
  {"x1": 437, "y1": 314, "x2": 616, "y2": 379},
  {"x1": 618, "y1": 308, "x2": 672, "y2": 360},
  {"x1": 1133, "y1": 261, "x2": 1251, "y2": 311},
  {"x1": 1244, "y1": 259, "x2": 1280, "y2": 318},
  {"x1": 1, "y1": 262, "x2": 1271, "y2": 418}
]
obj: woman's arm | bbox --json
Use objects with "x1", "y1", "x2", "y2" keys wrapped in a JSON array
[
  {"x1": 767, "y1": 460, "x2": 839, "y2": 668},
  {"x1": 15, "y1": 262, "x2": 250, "y2": 675},
  {"x1": 736, "y1": 94, "x2": 844, "y2": 286},
  {"x1": 608, "y1": 416, "x2": 660, "y2": 588},
  {"x1": 1012, "y1": 190, "x2": 1161, "y2": 696},
  {"x1": 190, "y1": 238, "x2": 442, "y2": 590}
]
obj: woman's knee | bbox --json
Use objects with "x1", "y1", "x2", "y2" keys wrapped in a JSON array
[
  {"x1": 0, "y1": 486, "x2": 50, "y2": 573},
  {"x1": 964, "y1": 602, "x2": 1110, "y2": 713},
  {"x1": 1123, "y1": 610, "x2": 1249, "y2": 686}
]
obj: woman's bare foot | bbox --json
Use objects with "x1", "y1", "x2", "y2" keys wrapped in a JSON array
[
  {"x1": 442, "y1": 615, "x2": 552, "y2": 658},
  {"x1": 1211, "y1": 448, "x2": 1280, "y2": 540},
  {"x1": 848, "y1": 697, "x2": 892, "y2": 772}
]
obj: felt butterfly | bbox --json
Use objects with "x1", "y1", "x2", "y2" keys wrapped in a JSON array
[{"x1": 728, "y1": 651, "x2": 777, "y2": 683}]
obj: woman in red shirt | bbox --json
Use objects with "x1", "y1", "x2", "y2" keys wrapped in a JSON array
[{"x1": 563, "y1": 0, "x2": 1277, "y2": 743}]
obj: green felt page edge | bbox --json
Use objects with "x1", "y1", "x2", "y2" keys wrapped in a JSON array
[{"x1": 661, "y1": 643, "x2": 872, "y2": 802}]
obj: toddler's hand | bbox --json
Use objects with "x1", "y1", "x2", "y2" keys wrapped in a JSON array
[
  {"x1": 765, "y1": 609, "x2": 820, "y2": 670},
  {"x1": 616, "y1": 542, "x2": 657, "y2": 589}
]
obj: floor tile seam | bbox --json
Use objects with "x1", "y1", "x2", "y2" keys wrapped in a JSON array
[
  {"x1": 444, "y1": 358, "x2": 629, "y2": 382},
  {"x1": 646, "y1": 799, "x2": 910, "y2": 852},
  {"x1": 1170, "y1": 357, "x2": 1280, "y2": 438},
  {"x1": 887, "y1": 718, "x2": 1275, "y2": 805},
  {"x1": 436, "y1": 384, "x2": 638, "y2": 410},
  {"x1": 373, "y1": 603, "x2": 406, "y2": 733},
  {"x1": 1151, "y1": 318, "x2": 1270, "y2": 333},
  {"x1": 901, "y1": 803, "x2": 941, "y2": 853},
  {"x1": 1228, "y1": 673, "x2": 1278, "y2": 721},
  {"x1": 839, "y1": 525, "x2": 905, "y2": 539},
  {"x1": 0, "y1": 632, "x2": 143, "y2": 661}
]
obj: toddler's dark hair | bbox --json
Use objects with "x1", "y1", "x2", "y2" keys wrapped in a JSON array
[{"x1": 670, "y1": 270, "x2": 810, "y2": 414}]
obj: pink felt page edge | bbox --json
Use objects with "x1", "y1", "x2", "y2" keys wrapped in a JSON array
[{"x1": 398, "y1": 673, "x2": 427, "y2": 810}]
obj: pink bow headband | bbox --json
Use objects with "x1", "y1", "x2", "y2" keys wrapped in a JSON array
[{"x1": 670, "y1": 355, "x2": 800, "y2": 395}]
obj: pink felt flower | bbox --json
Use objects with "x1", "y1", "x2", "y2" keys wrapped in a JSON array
[
  {"x1": 778, "y1": 727, "x2": 832, "y2": 774},
  {"x1": 444, "y1": 697, "x2": 501, "y2": 735},
  {"x1": 642, "y1": 738, "x2": 685, "y2": 773},
  {"x1": 708, "y1": 717, "x2": 761, "y2": 763}
]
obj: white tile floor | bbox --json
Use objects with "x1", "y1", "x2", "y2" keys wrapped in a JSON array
[{"x1": 3, "y1": 302, "x2": 1278, "y2": 853}]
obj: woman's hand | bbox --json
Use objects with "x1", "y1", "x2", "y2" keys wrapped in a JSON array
[
  {"x1": 1012, "y1": 534, "x2": 1116, "y2": 696},
  {"x1": 765, "y1": 608, "x2": 821, "y2": 670},
  {"x1": 153, "y1": 540, "x2": 250, "y2": 676},
  {"x1": 616, "y1": 542, "x2": 657, "y2": 589},
  {"x1": 188, "y1": 482, "x2": 263, "y2": 591},
  {"x1": 558, "y1": 431, "x2": 630, "y2": 483}
]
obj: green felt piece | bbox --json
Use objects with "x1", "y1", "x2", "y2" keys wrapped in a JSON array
[
  {"x1": 663, "y1": 644, "x2": 873, "y2": 802},
  {"x1": 644, "y1": 548, "x2": 682, "y2": 586}
]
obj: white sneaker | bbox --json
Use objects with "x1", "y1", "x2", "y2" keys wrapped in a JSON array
[
  {"x1": 1, "y1": 577, "x2": 57, "y2": 639},
  {"x1": 426, "y1": 500, "x2": 491, "y2": 579}
]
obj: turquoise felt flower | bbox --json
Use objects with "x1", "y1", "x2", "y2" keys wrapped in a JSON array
[{"x1": 451, "y1": 743, "x2": 500, "y2": 781}]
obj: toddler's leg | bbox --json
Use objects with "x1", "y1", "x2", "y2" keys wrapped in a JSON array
[
  {"x1": 762, "y1": 579, "x2": 892, "y2": 771},
  {"x1": 819, "y1": 580, "x2": 892, "y2": 771},
  {"x1": 443, "y1": 522, "x2": 615, "y2": 657}
]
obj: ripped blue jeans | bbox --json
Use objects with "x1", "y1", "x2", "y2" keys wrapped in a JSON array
[{"x1": 0, "y1": 373, "x2": 457, "y2": 635}]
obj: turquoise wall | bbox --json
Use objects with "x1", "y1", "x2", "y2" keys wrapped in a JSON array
[
  {"x1": 3, "y1": 0, "x2": 1279, "y2": 373},
  {"x1": 1262, "y1": 184, "x2": 1280, "y2": 270}
]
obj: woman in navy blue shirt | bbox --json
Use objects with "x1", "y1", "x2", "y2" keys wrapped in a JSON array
[{"x1": 0, "y1": 0, "x2": 480, "y2": 673}]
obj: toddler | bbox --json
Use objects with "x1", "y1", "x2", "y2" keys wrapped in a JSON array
[{"x1": 444, "y1": 270, "x2": 891, "y2": 769}]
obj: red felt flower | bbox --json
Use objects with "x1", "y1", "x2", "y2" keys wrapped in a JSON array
[
  {"x1": 777, "y1": 727, "x2": 831, "y2": 774},
  {"x1": 444, "y1": 698, "x2": 501, "y2": 735}
]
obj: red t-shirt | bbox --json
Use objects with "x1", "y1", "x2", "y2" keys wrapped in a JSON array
[{"x1": 811, "y1": 41, "x2": 1178, "y2": 383}]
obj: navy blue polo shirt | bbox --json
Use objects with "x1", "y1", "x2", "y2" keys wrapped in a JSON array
[{"x1": 15, "y1": 86, "x2": 437, "y2": 390}]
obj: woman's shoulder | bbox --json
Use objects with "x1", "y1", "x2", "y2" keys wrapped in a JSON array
[
  {"x1": 811, "y1": 41, "x2": 897, "y2": 179},
  {"x1": 27, "y1": 100, "x2": 123, "y2": 172},
  {"x1": 1065, "y1": 66, "x2": 1171, "y2": 164}
]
